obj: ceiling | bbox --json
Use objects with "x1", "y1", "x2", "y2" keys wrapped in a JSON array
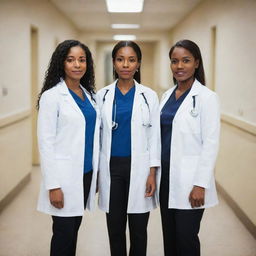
[{"x1": 50, "y1": 0, "x2": 202, "y2": 34}]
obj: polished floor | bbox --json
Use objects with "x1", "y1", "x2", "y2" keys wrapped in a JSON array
[{"x1": 0, "y1": 167, "x2": 255, "y2": 256}]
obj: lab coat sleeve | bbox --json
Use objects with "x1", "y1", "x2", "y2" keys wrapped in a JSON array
[
  {"x1": 37, "y1": 91, "x2": 61, "y2": 190},
  {"x1": 193, "y1": 93, "x2": 220, "y2": 188},
  {"x1": 148, "y1": 92, "x2": 161, "y2": 168}
]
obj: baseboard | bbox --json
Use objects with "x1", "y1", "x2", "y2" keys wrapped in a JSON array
[
  {"x1": 217, "y1": 182, "x2": 256, "y2": 239},
  {"x1": 0, "y1": 173, "x2": 31, "y2": 213}
]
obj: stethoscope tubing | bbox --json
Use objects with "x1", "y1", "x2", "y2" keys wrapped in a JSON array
[
  {"x1": 101, "y1": 89, "x2": 152, "y2": 129},
  {"x1": 190, "y1": 95, "x2": 198, "y2": 117}
]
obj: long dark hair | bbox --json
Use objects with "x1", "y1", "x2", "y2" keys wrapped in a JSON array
[
  {"x1": 112, "y1": 41, "x2": 142, "y2": 83},
  {"x1": 37, "y1": 40, "x2": 95, "y2": 108},
  {"x1": 169, "y1": 39, "x2": 205, "y2": 85}
]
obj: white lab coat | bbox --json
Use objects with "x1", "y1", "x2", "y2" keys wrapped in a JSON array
[
  {"x1": 160, "y1": 79, "x2": 220, "y2": 209},
  {"x1": 97, "y1": 80, "x2": 161, "y2": 213},
  {"x1": 37, "y1": 79, "x2": 100, "y2": 216}
]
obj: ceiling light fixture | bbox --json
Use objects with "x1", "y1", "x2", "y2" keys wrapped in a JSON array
[
  {"x1": 111, "y1": 24, "x2": 140, "y2": 29},
  {"x1": 113, "y1": 35, "x2": 137, "y2": 41},
  {"x1": 106, "y1": 0, "x2": 144, "y2": 13}
]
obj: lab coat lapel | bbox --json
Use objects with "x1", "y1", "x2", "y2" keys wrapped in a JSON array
[
  {"x1": 104, "y1": 82, "x2": 116, "y2": 129},
  {"x1": 132, "y1": 80, "x2": 146, "y2": 117},
  {"x1": 173, "y1": 79, "x2": 201, "y2": 119},
  {"x1": 58, "y1": 80, "x2": 84, "y2": 118},
  {"x1": 159, "y1": 86, "x2": 177, "y2": 111},
  {"x1": 81, "y1": 87, "x2": 101, "y2": 117}
]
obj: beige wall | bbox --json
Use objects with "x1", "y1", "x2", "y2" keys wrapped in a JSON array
[
  {"x1": 94, "y1": 42, "x2": 115, "y2": 90},
  {"x1": 0, "y1": 0, "x2": 78, "y2": 203},
  {"x1": 138, "y1": 42, "x2": 156, "y2": 90},
  {"x1": 169, "y1": 0, "x2": 256, "y2": 226}
]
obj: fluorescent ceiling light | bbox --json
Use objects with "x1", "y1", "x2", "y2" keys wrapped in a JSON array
[
  {"x1": 111, "y1": 24, "x2": 140, "y2": 29},
  {"x1": 106, "y1": 0, "x2": 144, "y2": 13},
  {"x1": 113, "y1": 35, "x2": 137, "y2": 41}
]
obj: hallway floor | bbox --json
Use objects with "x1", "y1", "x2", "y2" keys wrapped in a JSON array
[{"x1": 0, "y1": 167, "x2": 255, "y2": 256}]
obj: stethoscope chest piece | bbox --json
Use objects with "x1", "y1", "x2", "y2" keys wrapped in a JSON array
[
  {"x1": 190, "y1": 108, "x2": 198, "y2": 117},
  {"x1": 112, "y1": 121, "x2": 118, "y2": 130}
]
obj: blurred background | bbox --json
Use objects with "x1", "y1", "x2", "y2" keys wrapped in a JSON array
[{"x1": 0, "y1": 0, "x2": 255, "y2": 255}]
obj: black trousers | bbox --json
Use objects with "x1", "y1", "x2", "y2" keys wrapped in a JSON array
[
  {"x1": 160, "y1": 161, "x2": 204, "y2": 256},
  {"x1": 50, "y1": 171, "x2": 92, "y2": 256},
  {"x1": 106, "y1": 157, "x2": 150, "y2": 256}
]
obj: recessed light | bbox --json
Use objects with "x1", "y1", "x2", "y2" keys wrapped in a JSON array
[
  {"x1": 106, "y1": 0, "x2": 144, "y2": 13},
  {"x1": 113, "y1": 35, "x2": 137, "y2": 41},
  {"x1": 111, "y1": 24, "x2": 140, "y2": 29}
]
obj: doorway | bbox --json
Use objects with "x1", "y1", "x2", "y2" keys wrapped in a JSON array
[{"x1": 31, "y1": 26, "x2": 39, "y2": 165}]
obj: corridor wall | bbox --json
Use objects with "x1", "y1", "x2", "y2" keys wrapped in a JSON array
[
  {"x1": 0, "y1": 0, "x2": 78, "y2": 210},
  {"x1": 169, "y1": 0, "x2": 256, "y2": 235},
  {"x1": 79, "y1": 32, "x2": 171, "y2": 94}
]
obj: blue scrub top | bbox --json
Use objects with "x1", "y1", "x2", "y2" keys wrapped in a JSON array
[
  {"x1": 111, "y1": 85, "x2": 135, "y2": 157},
  {"x1": 69, "y1": 88, "x2": 96, "y2": 173},
  {"x1": 160, "y1": 86, "x2": 191, "y2": 165}
]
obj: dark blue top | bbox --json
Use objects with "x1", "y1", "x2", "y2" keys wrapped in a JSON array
[
  {"x1": 111, "y1": 85, "x2": 135, "y2": 157},
  {"x1": 69, "y1": 88, "x2": 96, "y2": 173},
  {"x1": 161, "y1": 86, "x2": 191, "y2": 164}
]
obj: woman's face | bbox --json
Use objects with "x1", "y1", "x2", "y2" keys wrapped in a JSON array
[
  {"x1": 170, "y1": 47, "x2": 199, "y2": 84},
  {"x1": 64, "y1": 46, "x2": 87, "y2": 83},
  {"x1": 113, "y1": 46, "x2": 140, "y2": 81}
]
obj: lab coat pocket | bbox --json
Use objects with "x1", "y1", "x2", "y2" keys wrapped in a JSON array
[
  {"x1": 180, "y1": 156, "x2": 199, "y2": 186},
  {"x1": 128, "y1": 152, "x2": 151, "y2": 211},
  {"x1": 178, "y1": 114, "x2": 202, "y2": 156},
  {"x1": 179, "y1": 113, "x2": 201, "y2": 134},
  {"x1": 181, "y1": 132, "x2": 202, "y2": 156},
  {"x1": 55, "y1": 159, "x2": 73, "y2": 185},
  {"x1": 140, "y1": 103, "x2": 151, "y2": 128}
]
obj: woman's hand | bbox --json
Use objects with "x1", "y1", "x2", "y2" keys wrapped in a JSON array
[
  {"x1": 145, "y1": 167, "x2": 156, "y2": 197},
  {"x1": 49, "y1": 188, "x2": 64, "y2": 209},
  {"x1": 189, "y1": 186, "x2": 205, "y2": 208}
]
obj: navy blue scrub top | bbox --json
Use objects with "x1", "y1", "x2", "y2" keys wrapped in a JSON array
[
  {"x1": 69, "y1": 88, "x2": 96, "y2": 173},
  {"x1": 161, "y1": 86, "x2": 191, "y2": 164},
  {"x1": 111, "y1": 85, "x2": 135, "y2": 157}
]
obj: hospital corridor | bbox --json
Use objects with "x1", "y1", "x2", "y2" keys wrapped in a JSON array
[{"x1": 0, "y1": 0, "x2": 256, "y2": 255}]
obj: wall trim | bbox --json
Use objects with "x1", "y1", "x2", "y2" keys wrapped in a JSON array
[
  {"x1": 0, "y1": 110, "x2": 31, "y2": 129},
  {"x1": 217, "y1": 182, "x2": 256, "y2": 239},
  {"x1": 0, "y1": 173, "x2": 31, "y2": 213},
  {"x1": 221, "y1": 113, "x2": 256, "y2": 136}
]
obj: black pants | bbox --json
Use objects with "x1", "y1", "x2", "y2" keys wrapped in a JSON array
[
  {"x1": 160, "y1": 161, "x2": 204, "y2": 256},
  {"x1": 106, "y1": 157, "x2": 150, "y2": 256},
  {"x1": 50, "y1": 171, "x2": 92, "y2": 256}
]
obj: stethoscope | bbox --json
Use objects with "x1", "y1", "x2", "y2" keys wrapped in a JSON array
[
  {"x1": 102, "y1": 89, "x2": 152, "y2": 130},
  {"x1": 190, "y1": 95, "x2": 198, "y2": 117}
]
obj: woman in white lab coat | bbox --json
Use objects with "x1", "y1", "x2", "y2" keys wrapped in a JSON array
[
  {"x1": 37, "y1": 40, "x2": 100, "y2": 256},
  {"x1": 97, "y1": 41, "x2": 161, "y2": 256},
  {"x1": 159, "y1": 39, "x2": 220, "y2": 256}
]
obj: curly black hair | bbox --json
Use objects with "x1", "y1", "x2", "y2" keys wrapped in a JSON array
[
  {"x1": 37, "y1": 40, "x2": 95, "y2": 109},
  {"x1": 112, "y1": 41, "x2": 142, "y2": 83}
]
